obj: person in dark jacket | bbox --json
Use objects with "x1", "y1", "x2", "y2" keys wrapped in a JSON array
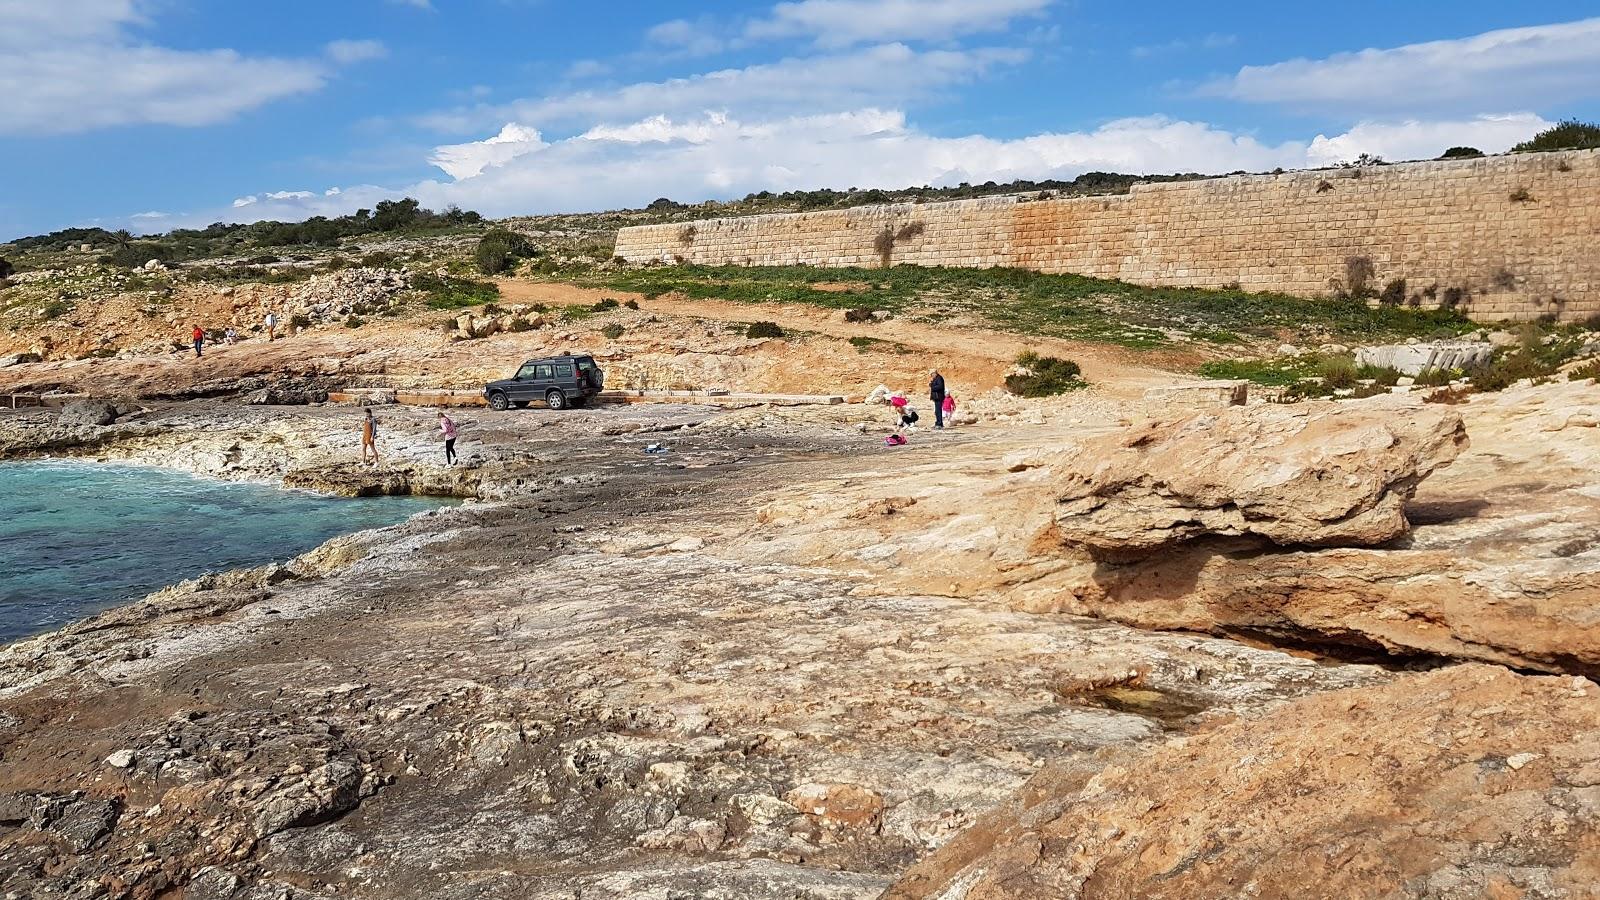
[{"x1": 929, "y1": 369, "x2": 946, "y2": 429}]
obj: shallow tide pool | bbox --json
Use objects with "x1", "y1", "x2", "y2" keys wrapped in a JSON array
[{"x1": 0, "y1": 460, "x2": 450, "y2": 644}]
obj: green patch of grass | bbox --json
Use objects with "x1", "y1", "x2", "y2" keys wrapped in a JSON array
[
  {"x1": 1004, "y1": 351, "x2": 1086, "y2": 396},
  {"x1": 1568, "y1": 359, "x2": 1600, "y2": 381},
  {"x1": 1318, "y1": 355, "x2": 1359, "y2": 389},
  {"x1": 601, "y1": 323, "x2": 625, "y2": 339},
  {"x1": 569, "y1": 263, "x2": 1474, "y2": 350},
  {"x1": 746, "y1": 320, "x2": 785, "y2": 338},
  {"x1": 1196, "y1": 355, "x2": 1324, "y2": 386},
  {"x1": 415, "y1": 273, "x2": 499, "y2": 309}
]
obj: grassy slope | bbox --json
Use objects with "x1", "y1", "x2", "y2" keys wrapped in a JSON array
[{"x1": 577, "y1": 264, "x2": 1474, "y2": 350}]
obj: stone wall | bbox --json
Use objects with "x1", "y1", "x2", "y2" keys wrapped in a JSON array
[{"x1": 614, "y1": 149, "x2": 1600, "y2": 322}]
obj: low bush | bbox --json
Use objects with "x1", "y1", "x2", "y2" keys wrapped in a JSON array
[
  {"x1": 414, "y1": 273, "x2": 499, "y2": 309},
  {"x1": 601, "y1": 323, "x2": 625, "y2": 339},
  {"x1": 0, "y1": 257, "x2": 13, "y2": 279},
  {"x1": 592, "y1": 298, "x2": 621, "y2": 312},
  {"x1": 1511, "y1": 119, "x2": 1600, "y2": 153},
  {"x1": 475, "y1": 228, "x2": 535, "y2": 275},
  {"x1": 344, "y1": 315, "x2": 365, "y2": 328},
  {"x1": 361, "y1": 250, "x2": 400, "y2": 268},
  {"x1": 1567, "y1": 359, "x2": 1600, "y2": 382},
  {"x1": 1439, "y1": 146, "x2": 1484, "y2": 159},
  {"x1": 844, "y1": 307, "x2": 876, "y2": 323},
  {"x1": 624, "y1": 299, "x2": 640, "y2": 310},
  {"x1": 746, "y1": 321, "x2": 785, "y2": 339},
  {"x1": 288, "y1": 313, "x2": 311, "y2": 330},
  {"x1": 41, "y1": 300, "x2": 73, "y2": 319},
  {"x1": 1357, "y1": 364, "x2": 1402, "y2": 386},
  {"x1": 1318, "y1": 356, "x2": 1359, "y2": 389},
  {"x1": 1424, "y1": 386, "x2": 1473, "y2": 404},
  {"x1": 1413, "y1": 367, "x2": 1456, "y2": 387},
  {"x1": 1004, "y1": 351, "x2": 1085, "y2": 396}
]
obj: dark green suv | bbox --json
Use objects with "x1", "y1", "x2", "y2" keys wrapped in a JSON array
[{"x1": 484, "y1": 354, "x2": 604, "y2": 411}]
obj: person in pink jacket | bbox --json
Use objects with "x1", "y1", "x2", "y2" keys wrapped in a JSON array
[{"x1": 438, "y1": 411, "x2": 459, "y2": 465}]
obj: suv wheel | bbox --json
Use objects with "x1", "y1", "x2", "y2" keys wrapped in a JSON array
[
  {"x1": 545, "y1": 389, "x2": 567, "y2": 410},
  {"x1": 488, "y1": 391, "x2": 510, "y2": 411}
]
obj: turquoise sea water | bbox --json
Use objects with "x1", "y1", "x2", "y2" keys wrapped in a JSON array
[{"x1": 0, "y1": 460, "x2": 447, "y2": 644}]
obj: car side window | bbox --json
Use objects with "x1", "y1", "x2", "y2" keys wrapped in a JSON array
[
  {"x1": 516, "y1": 364, "x2": 538, "y2": 380},
  {"x1": 555, "y1": 364, "x2": 573, "y2": 377},
  {"x1": 535, "y1": 364, "x2": 554, "y2": 379}
]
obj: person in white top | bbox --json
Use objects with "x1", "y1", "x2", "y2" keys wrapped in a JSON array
[{"x1": 265, "y1": 311, "x2": 279, "y2": 342}]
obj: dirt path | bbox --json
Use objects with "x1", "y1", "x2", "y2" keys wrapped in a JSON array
[{"x1": 496, "y1": 279, "x2": 1196, "y2": 399}]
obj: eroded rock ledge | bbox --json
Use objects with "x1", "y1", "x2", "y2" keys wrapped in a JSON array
[{"x1": 886, "y1": 664, "x2": 1600, "y2": 900}]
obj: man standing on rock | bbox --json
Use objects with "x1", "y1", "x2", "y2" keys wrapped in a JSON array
[
  {"x1": 265, "y1": 310, "x2": 279, "y2": 342},
  {"x1": 362, "y1": 408, "x2": 380, "y2": 466},
  {"x1": 929, "y1": 368, "x2": 947, "y2": 429},
  {"x1": 191, "y1": 325, "x2": 205, "y2": 359}
]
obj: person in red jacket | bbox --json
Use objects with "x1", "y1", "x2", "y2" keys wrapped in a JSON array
[{"x1": 191, "y1": 325, "x2": 205, "y2": 358}]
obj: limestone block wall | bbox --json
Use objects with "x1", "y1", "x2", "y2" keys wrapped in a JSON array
[{"x1": 614, "y1": 149, "x2": 1600, "y2": 322}]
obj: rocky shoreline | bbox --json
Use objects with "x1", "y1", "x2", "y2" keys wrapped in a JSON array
[{"x1": 4, "y1": 382, "x2": 1600, "y2": 898}]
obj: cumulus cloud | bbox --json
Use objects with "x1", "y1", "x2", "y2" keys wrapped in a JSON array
[
  {"x1": 148, "y1": 107, "x2": 1551, "y2": 234},
  {"x1": 1208, "y1": 17, "x2": 1600, "y2": 113},
  {"x1": 0, "y1": 0, "x2": 370, "y2": 136},
  {"x1": 421, "y1": 43, "x2": 1027, "y2": 133},
  {"x1": 429, "y1": 123, "x2": 548, "y2": 179},
  {"x1": 745, "y1": 0, "x2": 1054, "y2": 47}
]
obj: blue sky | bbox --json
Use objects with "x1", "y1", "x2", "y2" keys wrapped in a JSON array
[{"x1": 3, "y1": 0, "x2": 1597, "y2": 240}]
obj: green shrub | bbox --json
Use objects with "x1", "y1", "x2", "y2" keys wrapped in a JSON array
[
  {"x1": 1511, "y1": 119, "x2": 1600, "y2": 153},
  {"x1": 1356, "y1": 364, "x2": 1402, "y2": 386},
  {"x1": 414, "y1": 273, "x2": 500, "y2": 309},
  {"x1": 361, "y1": 250, "x2": 400, "y2": 268},
  {"x1": 746, "y1": 320, "x2": 785, "y2": 339},
  {"x1": 41, "y1": 300, "x2": 72, "y2": 319},
  {"x1": 507, "y1": 317, "x2": 534, "y2": 332},
  {"x1": 1414, "y1": 367, "x2": 1456, "y2": 387},
  {"x1": 624, "y1": 299, "x2": 640, "y2": 310},
  {"x1": 289, "y1": 313, "x2": 312, "y2": 330},
  {"x1": 344, "y1": 315, "x2": 365, "y2": 328},
  {"x1": 1439, "y1": 146, "x2": 1484, "y2": 159},
  {"x1": 601, "y1": 323, "x2": 625, "y2": 339},
  {"x1": 1378, "y1": 278, "x2": 1407, "y2": 307},
  {"x1": 475, "y1": 228, "x2": 534, "y2": 275},
  {"x1": 0, "y1": 257, "x2": 16, "y2": 279},
  {"x1": 1350, "y1": 382, "x2": 1391, "y2": 398},
  {"x1": 1318, "y1": 356, "x2": 1359, "y2": 389},
  {"x1": 592, "y1": 297, "x2": 621, "y2": 312},
  {"x1": 1004, "y1": 351, "x2": 1085, "y2": 396},
  {"x1": 844, "y1": 307, "x2": 876, "y2": 323}
]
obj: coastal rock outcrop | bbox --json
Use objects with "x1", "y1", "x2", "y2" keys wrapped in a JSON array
[
  {"x1": 886, "y1": 664, "x2": 1600, "y2": 900},
  {"x1": 1018, "y1": 397, "x2": 1468, "y2": 556}
]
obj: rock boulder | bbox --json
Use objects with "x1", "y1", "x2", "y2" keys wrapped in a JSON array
[
  {"x1": 1028, "y1": 398, "x2": 1467, "y2": 557},
  {"x1": 58, "y1": 400, "x2": 120, "y2": 427}
]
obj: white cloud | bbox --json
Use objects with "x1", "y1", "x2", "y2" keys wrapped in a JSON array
[
  {"x1": 1132, "y1": 33, "x2": 1235, "y2": 59},
  {"x1": 324, "y1": 39, "x2": 388, "y2": 64},
  {"x1": 1303, "y1": 113, "x2": 1552, "y2": 166},
  {"x1": 128, "y1": 109, "x2": 1553, "y2": 233},
  {"x1": 746, "y1": 0, "x2": 1053, "y2": 47},
  {"x1": 429, "y1": 123, "x2": 548, "y2": 179},
  {"x1": 1210, "y1": 17, "x2": 1600, "y2": 113},
  {"x1": 131, "y1": 210, "x2": 168, "y2": 219},
  {"x1": 0, "y1": 0, "x2": 364, "y2": 136},
  {"x1": 421, "y1": 43, "x2": 1027, "y2": 133},
  {"x1": 565, "y1": 59, "x2": 611, "y2": 80},
  {"x1": 647, "y1": 19, "x2": 726, "y2": 57},
  {"x1": 387, "y1": 0, "x2": 433, "y2": 8}
]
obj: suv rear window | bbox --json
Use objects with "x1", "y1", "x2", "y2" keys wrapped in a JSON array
[
  {"x1": 576, "y1": 358, "x2": 598, "y2": 373},
  {"x1": 555, "y1": 363, "x2": 573, "y2": 377}
]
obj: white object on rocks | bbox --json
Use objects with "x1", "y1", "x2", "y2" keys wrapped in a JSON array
[
  {"x1": 1355, "y1": 341, "x2": 1493, "y2": 376},
  {"x1": 106, "y1": 749, "x2": 137, "y2": 769},
  {"x1": 1144, "y1": 380, "x2": 1248, "y2": 410}
]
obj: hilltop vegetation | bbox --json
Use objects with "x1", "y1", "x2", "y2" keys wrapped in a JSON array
[{"x1": 2, "y1": 198, "x2": 485, "y2": 271}]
